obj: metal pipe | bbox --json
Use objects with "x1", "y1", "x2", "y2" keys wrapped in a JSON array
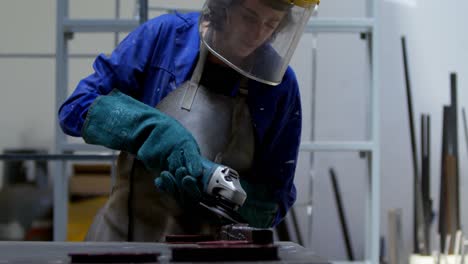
[
  {"x1": 306, "y1": 21, "x2": 319, "y2": 248},
  {"x1": 402, "y1": 36, "x2": 426, "y2": 254},
  {"x1": 463, "y1": 108, "x2": 468, "y2": 159},
  {"x1": 54, "y1": 0, "x2": 70, "y2": 243},
  {"x1": 367, "y1": 0, "x2": 380, "y2": 261},
  {"x1": 421, "y1": 114, "x2": 432, "y2": 253},
  {"x1": 330, "y1": 168, "x2": 355, "y2": 260},
  {"x1": 450, "y1": 73, "x2": 460, "y2": 231},
  {"x1": 139, "y1": 0, "x2": 148, "y2": 24},
  {"x1": 114, "y1": 0, "x2": 121, "y2": 47}
]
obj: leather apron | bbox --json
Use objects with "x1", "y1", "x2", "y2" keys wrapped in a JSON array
[{"x1": 85, "y1": 46, "x2": 255, "y2": 242}]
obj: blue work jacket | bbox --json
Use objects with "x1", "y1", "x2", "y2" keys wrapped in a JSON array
[{"x1": 58, "y1": 12, "x2": 302, "y2": 226}]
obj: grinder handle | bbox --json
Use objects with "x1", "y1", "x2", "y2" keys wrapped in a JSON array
[{"x1": 200, "y1": 157, "x2": 218, "y2": 190}]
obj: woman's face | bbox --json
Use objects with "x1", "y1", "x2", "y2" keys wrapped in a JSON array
[{"x1": 220, "y1": 0, "x2": 286, "y2": 59}]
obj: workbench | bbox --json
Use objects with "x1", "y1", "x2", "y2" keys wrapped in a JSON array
[{"x1": 0, "y1": 241, "x2": 328, "y2": 263}]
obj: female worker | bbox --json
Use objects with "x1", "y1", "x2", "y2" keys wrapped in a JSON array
[{"x1": 58, "y1": 0, "x2": 320, "y2": 241}]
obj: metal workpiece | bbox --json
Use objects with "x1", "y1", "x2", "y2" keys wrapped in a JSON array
[
  {"x1": 0, "y1": 241, "x2": 328, "y2": 264},
  {"x1": 219, "y1": 224, "x2": 274, "y2": 244}
]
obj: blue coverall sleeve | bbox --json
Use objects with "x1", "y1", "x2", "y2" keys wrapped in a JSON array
[
  {"x1": 273, "y1": 98, "x2": 301, "y2": 225},
  {"x1": 58, "y1": 20, "x2": 162, "y2": 137},
  {"x1": 270, "y1": 74, "x2": 302, "y2": 226}
]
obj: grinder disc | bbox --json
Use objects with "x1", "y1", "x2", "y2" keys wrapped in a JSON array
[{"x1": 199, "y1": 198, "x2": 246, "y2": 224}]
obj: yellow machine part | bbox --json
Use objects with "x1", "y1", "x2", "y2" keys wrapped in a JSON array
[{"x1": 67, "y1": 196, "x2": 107, "y2": 241}]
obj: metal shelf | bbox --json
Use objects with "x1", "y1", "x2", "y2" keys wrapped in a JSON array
[
  {"x1": 0, "y1": 53, "x2": 105, "y2": 59},
  {"x1": 59, "y1": 142, "x2": 114, "y2": 153},
  {"x1": 300, "y1": 141, "x2": 375, "y2": 152},
  {"x1": 63, "y1": 19, "x2": 139, "y2": 33},
  {"x1": 62, "y1": 17, "x2": 375, "y2": 34},
  {"x1": 299, "y1": 2, "x2": 380, "y2": 264},
  {"x1": 305, "y1": 18, "x2": 375, "y2": 33},
  {"x1": 0, "y1": 153, "x2": 116, "y2": 161},
  {"x1": 53, "y1": 0, "x2": 148, "y2": 242}
]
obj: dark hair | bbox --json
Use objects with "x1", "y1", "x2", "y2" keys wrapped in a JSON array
[{"x1": 202, "y1": 0, "x2": 293, "y2": 39}]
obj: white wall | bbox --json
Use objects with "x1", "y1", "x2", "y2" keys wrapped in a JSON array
[
  {"x1": 0, "y1": 0, "x2": 56, "y2": 188},
  {"x1": 291, "y1": 0, "x2": 468, "y2": 261},
  {"x1": 378, "y1": 0, "x2": 468, "y2": 260},
  {"x1": 0, "y1": 0, "x2": 467, "y2": 261},
  {"x1": 289, "y1": 0, "x2": 372, "y2": 259}
]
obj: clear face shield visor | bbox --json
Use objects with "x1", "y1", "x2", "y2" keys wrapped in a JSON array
[{"x1": 199, "y1": 0, "x2": 319, "y2": 86}]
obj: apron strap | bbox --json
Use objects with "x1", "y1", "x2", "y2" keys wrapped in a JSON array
[
  {"x1": 181, "y1": 43, "x2": 209, "y2": 111},
  {"x1": 239, "y1": 77, "x2": 249, "y2": 96}
]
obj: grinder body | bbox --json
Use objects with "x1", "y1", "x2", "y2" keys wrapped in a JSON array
[{"x1": 199, "y1": 158, "x2": 247, "y2": 223}]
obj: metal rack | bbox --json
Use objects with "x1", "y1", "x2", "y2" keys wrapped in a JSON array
[
  {"x1": 54, "y1": 0, "x2": 150, "y2": 242},
  {"x1": 299, "y1": 1, "x2": 380, "y2": 264},
  {"x1": 53, "y1": 1, "x2": 380, "y2": 264}
]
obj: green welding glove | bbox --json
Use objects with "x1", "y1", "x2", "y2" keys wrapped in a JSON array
[
  {"x1": 156, "y1": 166, "x2": 237, "y2": 226},
  {"x1": 82, "y1": 89, "x2": 203, "y2": 178},
  {"x1": 237, "y1": 179, "x2": 278, "y2": 228},
  {"x1": 155, "y1": 167, "x2": 202, "y2": 207},
  {"x1": 156, "y1": 162, "x2": 278, "y2": 227},
  {"x1": 154, "y1": 158, "x2": 214, "y2": 207}
]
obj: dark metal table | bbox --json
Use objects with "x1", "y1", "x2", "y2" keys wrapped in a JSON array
[{"x1": 0, "y1": 241, "x2": 328, "y2": 263}]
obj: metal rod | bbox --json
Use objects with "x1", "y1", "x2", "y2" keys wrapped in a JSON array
[
  {"x1": 463, "y1": 108, "x2": 468, "y2": 158},
  {"x1": 455, "y1": 230, "x2": 463, "y2": 257},
  {"x1": 461, "y1": 239, "x2": 468, "y2": 264},
  {"x1": 139, "y1": 0, "x2": 148, "y2": 24},
  {"x1": 444, "y1": 234, "x2": 452, "y2": 263},
  {"x1": 290, "y1": 207, "x2": 304, "y2": 246},
  {"x1": 421, "y1": 114, "x2": 432, "y2": 254},
  {"x1": 329, "y1": 167, "x2": 355, "y2": 261},
  {"x1": 114, "y1": 0, "x2": 121, "y2": 47},
  {"x1": 450, "y1": 73, "x2": 460, "y2": 231},
  {"x1": 55, "y1": 0, "x2": 69, "y2": 242},
  {"x1": 401, "y1": 36, "x2": 419, "y2": 184},
  {"x1": 369, "y1": 0, "x2": 381, "y2": 261},
  {"x1": 439, "y1": 107, "x2": 450, "y2": 252},
  {"x1": 388, "y1": 208, "x2": 403, "y2": 264},
  {"x1": 401, "y1": 35, "x2": 426, "y2": 254},
  {"x1": 307, "y1": 21, "x2": 319, "y2": 248}
]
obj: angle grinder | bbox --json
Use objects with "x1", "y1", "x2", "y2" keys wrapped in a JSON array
[{"x1": 198, "y1": 158, "x2": 247, "y2": 224}]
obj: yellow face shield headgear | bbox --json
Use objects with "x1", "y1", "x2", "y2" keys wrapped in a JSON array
[{"x1": 200, "y1": 0, "x2": 320, "y2": 85}]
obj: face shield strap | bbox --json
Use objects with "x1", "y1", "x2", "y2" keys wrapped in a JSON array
[{"x1": 181, "y1": 43, "x2": 209, "y2": 111}]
